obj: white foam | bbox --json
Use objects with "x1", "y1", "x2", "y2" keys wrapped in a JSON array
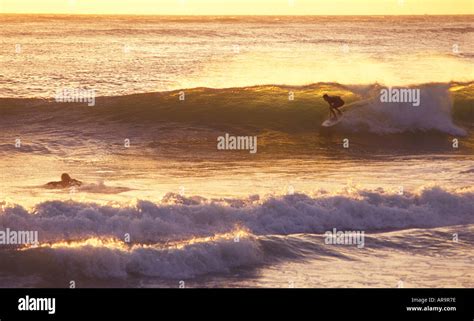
[
  {"x1": 35, "y1": 237, "x2": 262, "y2": 279},
  {"x1": 1, "y1": 186, "x2": 473, "y2": 279},
  {"x1": 1, "y1": 186, "x2": 472, "y2": 242},
  {"x1": 343, "y1": 84, "x2": 467, "y2": 136}
]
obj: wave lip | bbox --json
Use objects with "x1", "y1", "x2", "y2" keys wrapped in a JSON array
[{"x1": 10, "y1": 230, "x2": 262, "y2": 280}]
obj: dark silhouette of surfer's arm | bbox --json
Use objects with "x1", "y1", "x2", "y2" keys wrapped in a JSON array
[
  {"x1": 69, "y1": 178, "x2": 82, "y2": 187},
  {"x1": 45, "y1": 181, "x2": 61, "y2": 188}
]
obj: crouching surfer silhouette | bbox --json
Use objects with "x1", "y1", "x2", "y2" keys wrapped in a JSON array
[
  {"x1": 46, "y1": 173, "x2": 82, "y2": 189},
  {"x1": 323, "y1": 93, "x2": 344, "y2": 120}
]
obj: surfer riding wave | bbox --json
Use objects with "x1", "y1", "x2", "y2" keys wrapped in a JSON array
[{"x1": 323, "y1": 94, "x2": 345, "y2": 120}]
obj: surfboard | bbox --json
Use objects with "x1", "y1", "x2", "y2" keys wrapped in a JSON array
[{"x1": 322, "y1": 114, "x2": 343, "y2": 127}]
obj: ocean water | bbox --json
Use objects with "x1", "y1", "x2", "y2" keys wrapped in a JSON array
[
  {"x1": 1, "y1": 15, "x2": 473, "y2": 97},
  {"x1": 0, "y1": 15, "x2": 473, "y2": 288}
]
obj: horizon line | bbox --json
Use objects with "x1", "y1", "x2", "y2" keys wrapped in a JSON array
[{"x1": 1, "y1": 12, "x2": 473, "y2": 16}]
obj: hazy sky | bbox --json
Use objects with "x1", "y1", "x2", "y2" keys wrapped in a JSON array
[{"x1": 0, "y1": 0, "x2": 473, "y2": 15}]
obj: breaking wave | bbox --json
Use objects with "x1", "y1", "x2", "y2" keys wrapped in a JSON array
[
  {"x1": 1, "y1": 82, "x2": 471, "y2": 136},
  {"x1": 0, "y1": 186, "x2": 473, "y2": 280},
  {"x1": 0, "y1": 82, "x2": 472, "y2": 158},
  {"x1": 2, "y1": 186, "x2": 473, "y2": 240}
]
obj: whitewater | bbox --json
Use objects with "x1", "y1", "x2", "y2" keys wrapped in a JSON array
[{"x1": 1, "y1": 187, "x2": 473, "y2": 287}]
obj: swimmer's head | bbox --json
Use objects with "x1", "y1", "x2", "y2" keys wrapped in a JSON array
[{"x1": 61, "y1": 173, "x2": 71, "y2": 182}]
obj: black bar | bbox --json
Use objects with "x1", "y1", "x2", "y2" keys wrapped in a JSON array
[{"x1": 0, "y1": 288, "x2": 472, "y2": 321}]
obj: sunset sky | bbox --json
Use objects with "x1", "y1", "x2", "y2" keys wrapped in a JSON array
[{"x1": 0, "y1": 0, "x2": 472, "y2": 15}]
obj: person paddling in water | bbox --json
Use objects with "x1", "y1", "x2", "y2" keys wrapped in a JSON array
[
  {"x1": 323, "y1": 94, "x2": 345, "y2": 120},
  {"x1": 46, "y1": 173, "x2": 82, "y2": 189}
]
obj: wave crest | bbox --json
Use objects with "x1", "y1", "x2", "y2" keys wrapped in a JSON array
[
  {"x1": 1, "y1": 186, "x2": 473, "y2": 281},
  {"x1": 1, "y1": 186, "x2": 473, "y2": 241}
]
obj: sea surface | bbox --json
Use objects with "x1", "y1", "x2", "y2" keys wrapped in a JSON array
[
  {"x1": 1, "y1": 15, "x2": 473, "y2": 97},
  {"x1": 0, "y1": 15, "x2": 473, "y2": 288}
]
